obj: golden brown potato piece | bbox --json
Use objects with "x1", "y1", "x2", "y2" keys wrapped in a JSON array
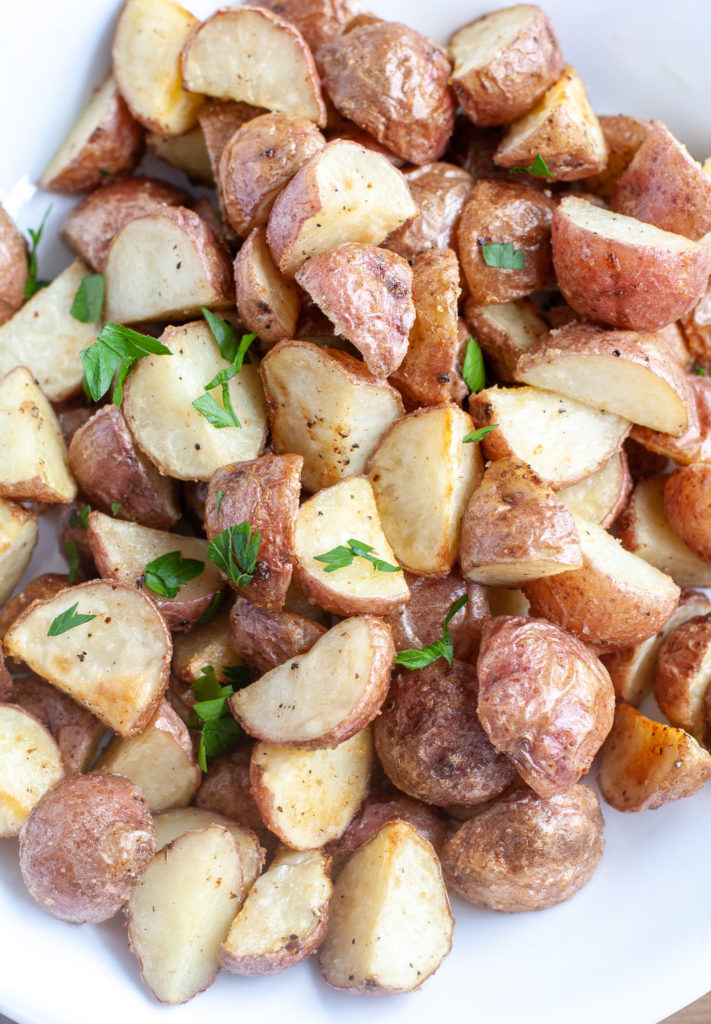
[
  {"x1": 557, "y1": 452, "x2": 631, "y2": 530},
  {"x1": 463, "y1": 297, "x2": 547, "y2": 383},
  {"x1": 460, "y1": 458, "x2": 582, "y2": 586},
  {"x1": 440, "y1": 784, "x2": 604, "y2": 911},
  {"x1": 152, "y1": 806, "x2": 265, "y2": 891},
  {"x1": 260, "y1": 340, "x2": 403, "y2": 492},
  {"x1": 204, "y1": 454, "x2": 302, "y2": 611},
  {"x1": 266, "y1": 140, "x2": 417, "y2": 278},
  {"x1": 653, "y1": 615, "x2": 711, "y2": 736},
  {"x1": 182, "y1": 6, "x2": 326, "y2": 126},
  {"x1": 39, "y1": 75, "x2": 144, "y2": 192},
  {"x1": 171, "y1": 607, "x2": 237, "y2": 686},
  {"x1": 385, "y1": 571, "x2": 488, "y2": 664},
  {"x1": 374, "y1": 659, "x2": 516, "y2": 807},
  {"x1": 384, "y1": 162, "x2": 473, "y2": 260},
  {"x1": 664, "y1": 463, "x2": 711, "y2": 562},
  {"x1": 69, "y1": 405, "x2": 180, "y2": 529},
  {"x1": 104, "y1": 207, "x2": 234, "y2": 323},
  {"x1": 219, "y1": 848, "x2": 332, "y2": 976},
  {"x1": 232, "y1": 616, "x2": 393, "y2": 748},
  {"x1": 680, "y1": 285, "x2": 711, "y2": 374},
  {"x1": 477, "y1": 616, "x2": 614, "y2": 797},
  {"x1": 198, "y1": 99, "x2": 268, "y2": 178},
  {"x1": 448, "y1": 5, "x2": 563, "y2": 127},
  {"x1": 254, "y1": 0, "x2": 359, "y2": 53},
  {"x1": 195, "y1": 745, "x2": 276, "y2": 852},
  {"x1": 0, "y1": 205, "x2": 27, "y2": 325},
  {"x1": 457, "y1": 179, "x2": 556, "y2": 304},
  {"x1": 218, "y1": 112, "x2": 325, "y2": 237},
  {"x1": 611, "y1": 122, "x2": 711, "y2": 240},
  {"x1": 598, "y1": 703, "x2": 711, "y2": 812},
  {"x1": 19, "y1": 771, "x2": 155, "y2": 922},
  {"x1": 295, "y1": 243, "x2": 414, "y2": 378},
  {"x1": 229, "y1": 597, "x2": 325, "y2": 675},
  {"x1": 319, "y1": 20, "x2": 455, "y2": 165},
  {"x1": 0, "y1": 574, "x2": 69, "y2": 641},
  {"x1": 0, "y1": 500, "x2": 38, "y2": 607},
  {"x1": 319, "y1": 819, "x2": 453, "y2": 993},
  {"x1": 10, "y1": 674, "x2": 104, "y2": 774},
  {"x1": 234, "y1": 227, "x2": 301, "y2": 345},
  {"x1": 524, "y1": 515, "x2": 680, "y2": 650},
  {"x1": 326, "y1": 787, "x2": 448, "y2": 859},
  {"x1": 4, "y1": 581, "x2": 172, "y2": 738},
  {"x1": 0, "y1": 650, "x2": 12, "y2": 700},
  {"x1": 389, "y1": 248, "x2": 467, "y2": 408},
  {"x1": 60, "y1": 177, "x2": 186, "y2": 271},
  {"x1": 494, "y1": 67, "x2": 607, "y2": 180},
  {"x1": 0, "y1": 705, "x2": 65, "y2": 837},
  {"x1": 581, "y1": 114, "x2": 652, "y2": 203},
  {"x1": 112, "y1": 0, "x2": 203, "y2": 136},
  {"x1": 630, "y1": 375, "x2": 711, "y2": 466},
  {"x1": 552, "y1": 196, "x2": 711, "y2": 331}
]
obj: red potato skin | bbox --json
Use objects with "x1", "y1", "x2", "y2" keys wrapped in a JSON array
[
  {"x1": 318, "y1": 21, "x2": 456, "y2": 165},
  {"x1": 0, "y1": 206, "x2": 27, "y2": 324},
  {"x1": 254, "y1": 0, "x2": 360, "y2": 54},
  {"x1": 325, "y1": 787, "x2": 448, "y2": 858},
  {"x1": 477, "y1": 616, "x2": 615, "y2": 798},
  {"x1": 57, "y1": 504, "x2": 95, "y2": 580},
  {"x1": 198, "y1": 99, "x2": 268, "y2": 176},
  {"x1": 384, "y1": 162, "x2": 473, "y2": 261},
  {"x1": 19, "y1": 772, "x2": 156, "y2": 924},
  {"x1": 233, "y1": 227, "x2": 301, "y2": 345},
  {"x1": 0, "y1": 574, "x2": 70, "y2": 640},
  {"x1": 195, "y1": 745, "x2": 278, "y2": 854},
  {"x1": 326, "y1": 123, "x2": 405, "y2": 166},
  {"x1": 229, "y1": 595, "x2": 326, "y2": 674},
  {"x1": 9, "y1": 673, "x2": 104, "y2": 774},
  {"x1": 582, "y1": 114, "x2": 652, "y2": 203},
  {"x1": 664, "y1": 463, "x2": 711, "y2": 561},
  {"x1": 0, "y1": 649, "x2": 13, "y2": 700},
  {"x1": 654, "y1": 614, "x2": 711, "y2": 734}
]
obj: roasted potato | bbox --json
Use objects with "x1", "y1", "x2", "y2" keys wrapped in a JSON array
[
  {"x1": 653, "y1": 615, "x2": 711, "y2": 737},
  {"x1": 145, "y1": 126, "x2": 214, "y2": 184},
  {"x1": 253, "y1": 0, "x2": 360, "y2": 54},
  {"x1": 195, "y1": 745, "x2": 277, "y2": 853},
  {"x1": 630, "y1": 375, "x2": 711, "y2": 466},
  {"x1": 463, "y1": 297, "x2": 547, "y2": 383},
  {"x1": 0, "y1": 205, "x2": 27, "y2": 325},
  {"x1": 664, "y1": 463, "x2": 711, "y2": 562},
  {"x1": 384, "y1": 162, "x2": 473, "y2": 260},
  {"x1": 0, "y1": 500, "x2": 38, "y2": 607},
  {"x1": 581, "y1": 114, "x2": 652, "y2": 203},
  {"x1": 229, "y1": 595, "x2": 326, "y2": 675},
  {"x1": 0, "y1": 705, "x2": 65, "y2": 837},
  {"x1": 198, "y1": 98, "x2": 268, "y2": 178},
  {"x1": 326, "y1": 787, "x2": 448, "y2": 860},
  {"x1": 558, "y1": 451, "x2": 632, "y2": 529},
  {"x1": 234, "y1": 227, "x2": 301, "y2": 344},
  {"x1": 385, "y1": 571, "x2": 488, "y2": 664},
  {"x1": 152, "y1": 806, "x2": 265, "y2": 890}
]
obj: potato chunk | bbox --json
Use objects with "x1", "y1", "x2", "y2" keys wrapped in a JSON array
[
  {"x1": 558, "y1": 451, "x2": 631, "y2": 529},
  {"x1": 653, "y1": 616, "x2": 711, "y2": 736},
  {"x1": 384, "y1": 163, "x2": 473, "y2": 261},
  {"x1": 234, "y1": 227, "x2": 301, "y2": 345},
  {"x1": 0, "y1": 205, "x2": 27, "y2": 325},
  {"x1": 152, "y1": 806, "x2": 264, "y2": 890},
  {"x1": 0, "y1": 501, "x2": 38, "y2": 606},
  {"x1": 463, "y1": 297, "x2": 547, "y2": 383},
  {"x1": 664, "y1": 463, "x2": 711, "y2": 562},
  {"x1": 229, "y1": 597, "x2": 326, "y2": 675},
  {"x1": 319, "y1": 820, "x2": 453, "y2": 993},
  {"x1": 0, "y1": 705, "x2": 64, "y2": 837}
]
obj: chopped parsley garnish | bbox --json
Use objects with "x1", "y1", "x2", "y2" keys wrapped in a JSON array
[
  {"x1": 480, "y1": 242, "x2": 525, "y2": 270},
  {"x1": 192, "y1": 315, "x2": 256, "y2": 429},
  {"x1": 65, "y1": 540, "x2": 79, "y2": 585},
  {"x1": 510, "y1": 153, "x2": 554, "y2": 178},
  {"x1": 462, "y1": 337, "x2": 486, "y2": 393},
  {"x1": 207, "y1": 523, "x2": 260, "y2": 588},
  {"x1": 199, "y1": 591, "x2": 224, "y2": 625},
  {"x1": 314, "y1": 538, "x2": 402, "y2": 574},
  {"x1": 24, "y1": 206, "x2": 52, "y2": 300},
  {"x1": 47, "y1": 602, "x2": 97, "y2": 636},
  {"x1": 69, "y1": 504, "x2": 91, "y2": 531},
  {"x1": 80, "y1": 323, "x2": 172, "y2": 405},
  {"x1": 394, "y1": 595, "x2": 469, "y2": 669},
  {"x1": 190, "y1": 663, "x2": 251, "y2": 771},
  {"x1": 463, "y1": 424, "x2": 498, "y2": 444},
  {"x1": 110, "y1": 502, "x2": 122, "y2": 516},
  {"x1": 143, "y1": 550, "x2": 205, "y2": 599},
  {"x1": 70, "y1": 273, "x2": 105, "y2": 323}
]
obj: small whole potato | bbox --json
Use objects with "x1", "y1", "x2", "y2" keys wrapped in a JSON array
[{"x1": 19, "y1": 771, "x2": 156, "y2": 924}]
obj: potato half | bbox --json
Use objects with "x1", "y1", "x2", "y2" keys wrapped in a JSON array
[
  {"x1": 234, "y1": 227, "x2": 301, "y2": 345},
  {"x1": 0, "y1": 501, "x2": 38, "y2": 606},
  {"x1": 463, "y1": 297, "x2": 547, "y2": 383},
  {"x1": 0, "y1": 205, "x2": 27, "y2": 325},
  {"x1": 0, "y1": 705, "x2": 64, "y2": 837},
  {"x1": 153, "y1": 806, "x2": 264, "y2": 890},
  {"x1": 558, "y1": 451, "x2": 631, "y2": 529}
]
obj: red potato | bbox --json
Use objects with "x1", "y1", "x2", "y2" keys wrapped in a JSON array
[
  {"x1": 152, "y1": 806, "x2": 265, "y2": 891},
  {"x1": 198, "y1": 99, "x2": 268, "y2": 178},
  {"x1": 296, "y1": 243, "x2": 414, "y2": 378},
  {"x1": 326, "y1": 787, "x2": 448, "y2": 859},
  {"x1": 0, "y1": 501, "x2": 38, "y2": 607},
  {"x1": 145, "y1": 127, "x2": 214, "y2": 184},
  {"x1": 254, "y1": 0, "x2": 360, "y2": 53},
  {"x1": 39, "y1": 75, "x2": 144, "y2": 193},
  {"x1": 557, "y1": 451, "x2": 632, "y2": 530},
  {"x1": 326, "y1": 122, "x2": 405, "y2": 166},
  {"x1": 664, "y1": 464, "x2": 711, "y2": 563},
  {"x1": 448, "y1": 5, "x2": 563, "y2": 128},
  {"x1": 0, "y1": 574, "x2": 69, "y2": 641},
  {"x1": 318, "y1": 20, "x2": 455, "y2": 165},
  {"x1": 0, "y1": 705, "x2": 65, "y2": 837},
  {"x1": 582, "y1": 114, "x2": 652, "y2": 203},
  {"x1": 463, "y1": 297, "x2": 547, "y2": 383},
  {"x1": 10, "y1": 674, "x2": 105, "y2": 774},
  {"x1": 653, "y1": 615, "x2": 711, "y2": 737},
  {"x1": 171, "y1": 608, "x2": 237, "y2": 688},
  {"x1": 384, "y1": 162, "x2": 473, "y2": 261},
  {"x1": 234, "y1": 228, "x2": 301, "y2": 345},
  {"x1": 229, "y1": 596, "x2": 326, "y2": 675},
  {"x1": 552, "y1": 196, "x2": 711, "y2": 331},
  {"x1": 680, "y1": 284, "x2": 711, "y2": 374},
  {"x1": 630, "y1": 376, "x2": 711, "y2": 467},
  {"x1": 0, "y1": 206, "x2": 27, "y2": 325},
  {"x1": 195, "y1": 745, "x2": 277, "y2": 853},
  {"x1": 477, "y1": 616, "x2": 615, "y2": 797}
]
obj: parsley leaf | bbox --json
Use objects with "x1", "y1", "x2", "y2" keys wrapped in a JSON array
[
  {"x1": 65, "y1": 540, "x2": 79, "y2": 585},
  {"x1": 111, "y1": 502, "x2": 122, "y2": 516},
  {"x1": 199, "y1": 591, "x2": 224, "y2": 625},
  {"x1": 480, "y1": 242, "x2": 525, "y2": 270},
  {"x1": 70, "y1": 273, "x2": 105, "y2": 323},
  {"x1": 207, "y1": 523, "x2": 260, "y2": 587},
  {"x1": 80, "y1": 323, "x2": 172, "y2": 405},
  {"x1": 202, "y1": 308, "x2": 255, "y2": 368},
  {"x1": 314, "y1": 538, "x2": 402, "y2": 574},
  {"x1": 143, "y1": 550, "x2": 205, "y2": 599},
  {"x1": 24, "y1": 206, "x2": 52, "y2": 300},
  {"x1": 463, "y1": 424, "x2": 498, "y2": 444},
  {"x1": 189, "y1": 663, "x2": 250, "y2": 770},
  {"x1": 510, "y1": 153, "x2": 554, "y2": 178},
  {"x1": 192, "y1": 391, "x2": 240, "y2": 429},
  {"x1": 69, "y1": 504, "x2": 91, "y2": 531},
  {"x1": 694, "y1": 365, "x2": 707, "y2": 377},
  {"x1": 462, "y1": 337, "x2": 486, "y2": 393},
  {"x1": 192, "y1": 316, "x2": 256, "y2": 428},
  {"x1": 215, "y1": 489, "x2": 224, "y2": 514},
  {"x1": 47, "y1": 602, "x2": 97, "y2": 637},
  {"x1": 394, "y1": 595, "x2": 469, "y2": 669}
]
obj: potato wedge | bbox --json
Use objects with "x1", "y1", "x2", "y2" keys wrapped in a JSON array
[
  {"x1": 630, "y1": 375, "x2": 711, "y2": 466},
  {"x1": 654, "y1": 615, "x2": 711, "y2": 736},
  {"x1": 0, "y1": 705, "x2": 64, "y2": 837},
  {"x1": 145, "y1": 127, "x2": 213, "y2": 183},
  {"x1": 494, "y1": 66, "x2": 607, "y2": 180},
  {"x1": 182, "y1": 6, "x2": 326, "y2": 126},
  {"x1": 250, "y1": 728, "x2": 373, "y2": 849},
  {"x1": 172, "y1": 607, "x2": 237, "y2": 686},
  {"x1": 384, "y1": 162, "x2": 473, "y2": 261},
  {"x1": 469, "y1": 385, "x2": 630, "y2": 490},
  {"x1": 0, "y1": 574, "x2": 68, "y2": 642},
  {"x1": 196, "y1": 745, "x2": 277, "y2": 852},
  {"x1": 524, "y1": 514, "x2": 680, "y2": 650},
  {"x1": 0, "y1": 501, "x2": 38, "y2": 606},
  {"x1": 385, "y1": 572, "x2": 488, "y2": 664},
  {"x1": 582, "y1": 114, "x2": 652, "y2": 203},
  {"x1": 266, "y1": 140, "x2": 417, "y2": 277},
  {"x1": 219, "y1": 848, "x2": 331, "y2": 975},
  {"x1": 463, "y1": 297, "x2": 547, "y2": 383},
  {"x1": 112, "y1": 0, "x2": 203, "y2": 136},
  {"x1": 319, "y1": 819, "x2": 453, "y2": 993},
  {"x1": 254, "y1": 0, "x2": 359, "y2": 53},
  {"x1": 260, "y1": 340, "x2": 403, "y2": 492},
  {"x1": 664, "y1": 463, "x2": 711, "y2": 562},
  {"x1": 558, "y1": 451, "x2": 632, "y2": 529},
  {"x1": 123, "y1": 321, "x2": 267, "y2": 482},
  {"x1": 126, "y1": 825, "x2": 243, "y2": 1004},
  {"x1": 229, "y1": 596, "x2": 326, "y2": 675},
  {"x1": 153, "y1": 806, "x2": 264, "y2": 890},
  {"x1": 234, "y1": 227, "x2": 301, "y2": 345},
  {"x1": 460, "y1": 457, "x2": 582, "y2": 586},
  {"x1": 104, "y1": 207, "x2": 233, "y2": 323},
  {"x1": 231, "y1": 615, "x2": 393, "y2": 748},
  {"x1": 87, "y1": 512, "x2": 222, "y2": 630},
  {"x1": 39, "y1": 75, "x2": 144, "y2": 193},
  {"x1": 552, "y1": 196, "x2": 711, "y2": 331},
  {"x1": 0, "y1": 205, "x2": 27, "y2": 324},
  {"x1": 10, "y1": 673, "x2": 105, "y2": 774},
  {"x1": 4, "y1": 581, "x2": 172, "y2": 738},
  {"x1": 598, "y1": 703, "x2": 711, "y2": 812},
  {"x1": 516, "y1": 322, "x2": 692, "y2": 436}
]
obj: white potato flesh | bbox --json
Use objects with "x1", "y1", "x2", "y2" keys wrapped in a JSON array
[
  {"x1": 293, "y1": 477, "x2": 409, "y2": 614},
  {"x1": 558, "y1": 452, "x2": 629, "y2": 528},
  {"x1": 234, "y1": 227, "x2": 301, "y2": 345},
  {"x1": 473, "y1": 299, "x2": 547, "y2": 353},
  {"x1": 0, "y1": 501, "x2": 38, "y2": 606},
  {"x1": 368, "y1": 405, "x2": 483, "y2": 576},
  {"x1": 561, "y1": 195, "x2": 704, "y2": 251},
  {"x1": 260, "y1": 341, "x2": 403, "y2": 492},
  {"x1": 0, "y1": 367, "x2": 76, "y2": 503},
  {"x1": 251, "y1": 728, "x2": 373, "y2": 849},
  {"x1": 171, "y1": 610, "x2": 236, "y2": 684},
  {"x1": 0, "y1": 261, "x2": 99, "y2": 401},
  {"x1": 4, "y1": 581, "x2": 172, "y2": 738},
  {"x1": 112, "y1": 0, "x2": 203, "y2": 136},
  {"x1": 0, "y1": 705, "x2": 64, "y2": 838},
  {"x1": 146, "y1": 128, "x2": 213, "y2": 184},
  {"x1": 152, "y1": 807, "x2": 264, "y2": 889},
  {"x1": 220, "y1": 849, "x2": 331, "y2": 973},
  {"x1": 127, "y1": 825, "x2": 243, "y2": 1004},
  {"x1": 182, "y1": 6, "x2": 326, "y2": 126},
  {"x1": 231, "y1": 615, "x2": 394, "y2": 747},
  {"x1": 576, "y1": 513, "x2": 678, "y2": 595},
  {"x1": 450, "y1": 6, "x2": 538, "y2": 74},
  {"x1": 267, "y1": 141, "x2": 418, "y2": 277},
  {"x1": 123, "y1": 321, "x2": 267, "y2": 481},
  {"x1": 319, "y1": 820, "x2": 453, "y2": 993}
]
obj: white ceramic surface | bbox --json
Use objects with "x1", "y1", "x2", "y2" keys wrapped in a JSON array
[{"x1": 1, "y1": 2, "x2": 711, "y2": 1023}]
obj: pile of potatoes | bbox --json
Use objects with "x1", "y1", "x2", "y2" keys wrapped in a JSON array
[{"x1": 2, "y1": 0, "x2": 711, "y2": 1007}]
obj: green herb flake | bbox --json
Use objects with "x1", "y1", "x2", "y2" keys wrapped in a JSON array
[
  {"x1": 215, "y1": 489, "x2": 224, "y2": 514},
  {"x1": 694, "y1": 365, "x2": 707, "y2": 377},
  {"x1": 199, "y1": 591, "x2": 224, "y2": 625},
  {"x1": 394, "y1": 595, "x2": 469, "y2": 669},
  {"x1": 24, "y1": 206, "x2": 52, "y2": 300},
  {"x1": 70, "y1": 273, "x2": 105, "y2": 324},
  {"x1": 65, "y1": 540, "x2": 80, "y2": 585},
  {"x1": 192, "y1": 391, "x2": 240, "y2": 429},
  {"x1": 202, "y1": 308, "x2": 255, "y2": 368},
  {"x1": 480, "y1": 242, "x2": 525, "y2": 270},
  {"x1": 463, "y1": 424, "x2": 498, "y2": 445},
  {"x1": 111, "y1": 502, "x2": 122, "y2": 516},
  {"x1": 69, "y1": 504, "x2": 91, "y2": 531},
  {"x1": 99, "y1": 168, "x2": 111, "y2": 177},
  {"x1": 190, "y1": 663, "x2": 250, "y2": 770},
  {"x1": 47, "y1": 602, "x2": 97, "y2": 637},
  {"x1": 510, "y1": 153, "x2": 554, "y2": 178},
  {"x1": 314, "y1": 538, "x2": 402, "y2": 574},
  {"x1": 207, "y1": 523, "x2": 260, "y2": 588},
  {"x1": 80, "y1": 322, "x2": 172, "y2": 405},
  {"x1": 462, "y1": 337, "x2": 486, "y2": 393},
  {"x1": 143, "y1": 550, "x2": 204, "y2": 599}
]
